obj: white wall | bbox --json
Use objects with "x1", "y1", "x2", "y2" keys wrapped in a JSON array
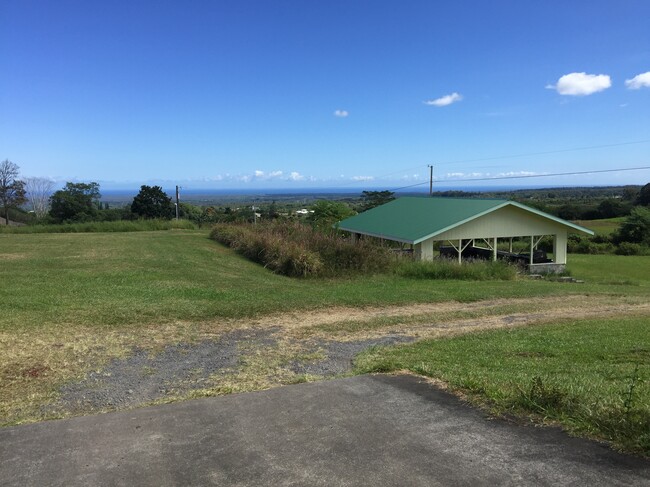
[{"x1": 432, "y1": 205, "x2": 567, "y2": 241}]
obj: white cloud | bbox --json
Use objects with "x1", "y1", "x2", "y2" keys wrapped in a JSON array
[
  {"x1": 625, "y1": 71, "x2": 650, "y2": 89},
  {"x1": 351, "y1": 175, "x2": 375, "y2": 182},
  {"x1": 546, "y1": 72, "x2": 611, "y2": 96},
  {"x1": 424, "y1": 92, "x2": 463, "y2": 107},
  {"x1": 446, "y1": 172, "x2": 484, "y2": 178},
  {"x1": 288, "y1": 171, "x2": 305, "y2": 181},
  {"x1": 251, "y1": 170, "x2": 285, "y2": 180},
  {"x1": 400, "y1": 174, "x2": 420, "y2": 181},
  {"x1": 444, "y1": 171, "x2": 541, "y2": 180},
  {"x1": 497, "y1": 171, "x2": 538, "y2": 177},
  {"x1": 334, "y1": 109, "x2": 349, "y2": 117}
]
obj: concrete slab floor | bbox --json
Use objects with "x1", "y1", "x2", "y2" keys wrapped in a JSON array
[{"x1": 1, "y1": 374, "x2": 648, "y2": 486}]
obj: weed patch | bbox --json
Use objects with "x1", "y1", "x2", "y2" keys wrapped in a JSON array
[
  {"x1": 210, "y1": 222, "x2": 393, "y2": 277},
  {"x1": 397, "y1": 259, "x2": 517, "y2": 281}
]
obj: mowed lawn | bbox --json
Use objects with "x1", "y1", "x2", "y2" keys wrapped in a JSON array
[
  {"x1": 2, "y1": 229, "x2": 649, "y2": 332},
  {"x1": 575, "y1": 217, "x2": 624, "y2": 236}
]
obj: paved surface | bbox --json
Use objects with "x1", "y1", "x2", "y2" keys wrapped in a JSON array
[{"x1": 1, "y1": 375, "x2": 648, "y2": 486}]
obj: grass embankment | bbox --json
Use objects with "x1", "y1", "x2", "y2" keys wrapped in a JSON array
[{"x1": 356, "y1": 317, "x2": 650, "y2": 455}]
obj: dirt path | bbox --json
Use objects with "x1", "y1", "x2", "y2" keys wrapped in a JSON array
[
  {"x1": 3, "y1": 294, "x2": 649, "y2": 425},
  {"x1": 53, "y1": 295, "x2": 649, "y2": 414},
  {"x1": 245, "y1": 294, "x2": 649, "y2": 333}
]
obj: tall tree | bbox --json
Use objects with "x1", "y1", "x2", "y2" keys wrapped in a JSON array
[
  {"x1": 25, "y1": 177, "x2": 55, "y2": 219},
  {"x1": 49, "y1": 182, "x2": 101, "y2": 222},
  {"x1": 0, "y1": 160, "x2": 27, "y2": 225},
  {"x1": 614, "y1": 206, "x2": 650, "y2": 245},
  {"x1": 308, "y1": 200, "x2": 355, "y2": 231},
  {"x1": 637, "y1": 182, "x2": 650, "y2": 207},
  {"x1": 131, "y1": 185, "x2": 174, "y2": 219}
]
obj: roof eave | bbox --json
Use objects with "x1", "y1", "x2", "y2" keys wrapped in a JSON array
[{"x1": 337, "y1": 226, "x2": 415, "y2": 245}]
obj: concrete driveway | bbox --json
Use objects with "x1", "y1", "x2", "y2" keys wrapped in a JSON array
[{"x1": 1, "y1": 374, "x2": 648, "y2": 486}]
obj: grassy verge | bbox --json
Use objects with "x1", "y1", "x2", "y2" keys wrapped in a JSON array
[{"x1": 355, "y1": 316, "x2": 650, "y2": 456}]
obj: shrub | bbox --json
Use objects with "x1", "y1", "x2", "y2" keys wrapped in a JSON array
[
  {"x1": 615, "y1": 242, "x2": 649, "y2": 256},
  {"x1": 567, "y1": 235, "x2": 614, "y2": 254}
]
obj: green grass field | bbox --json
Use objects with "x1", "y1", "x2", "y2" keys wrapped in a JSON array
[
  {"x1": 1, "y1": 228, "x2": 649, "y2": 453},
  {"x1": 575, "y1": 217, "x2": 624, "y2": 236},
  {"x1": 2, "y1": 229, "x2": 649, "y2": 332}
]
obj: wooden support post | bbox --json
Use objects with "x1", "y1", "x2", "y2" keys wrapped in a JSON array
[
  {"x1": 530, "y1": 236, "x2": 534, "y2": 265},
  {"x1": 458, "y1": 239, "x2": 462, "y2": 264},
  {"x1": 552, "y1": 235, "x2": 557, "y2": 263},
  {"x1": 493, "y1": 237, "x2": 497, "y2": 261},
  {"x1": 509, "y1": 237, "x2": 513, "y2": 253}
]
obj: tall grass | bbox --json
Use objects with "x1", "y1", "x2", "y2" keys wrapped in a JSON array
[
  {"x1": 211, "y1": 222, "x2": 522, "y2": 280},
  {"x1": 210, "y1": 221, "x2": 393, "y2": 277},
  {"x1": 397, "y1": 259, "x2": 517, "y2": 281},
  {"x1": 0, "y1": 219, "x2": 196, "y2": 234}
]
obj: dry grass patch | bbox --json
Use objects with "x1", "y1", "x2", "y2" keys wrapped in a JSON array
[
  {"x1": 0, "y1": 320, "x2": 249, "y2": 426},
  {"x1": 2, "y1": 294, "x2": 649, "y2": 426}
]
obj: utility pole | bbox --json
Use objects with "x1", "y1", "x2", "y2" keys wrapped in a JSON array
[
  {"x1": 428, "y1": 165, "x2": 433, "y2": 196},
  {"x1": 175, "y1": 185, "x2": 180, "y2": 220}
]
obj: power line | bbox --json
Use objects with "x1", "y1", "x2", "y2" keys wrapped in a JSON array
[
  {"x1": 388, "y1": 165, "x2": 650, "y2": 191},
  {"x1": 390, "y1": 181, "x2": 429, "y2": 191},
  {"x1": 343, "y1": 139, "x2": 650, "y2": 190},
  {"x1": 440, "y1": 166, "x2": 650, "y2": 183}
]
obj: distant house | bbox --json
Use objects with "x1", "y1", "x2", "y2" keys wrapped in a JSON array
[{"x1": 337, "y1": 197, "x2": 594, "y2": 272}]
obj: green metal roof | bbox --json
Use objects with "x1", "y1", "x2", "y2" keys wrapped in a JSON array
[{"x1": 337, "y1": 197, "x2": 594, "y2": 244}]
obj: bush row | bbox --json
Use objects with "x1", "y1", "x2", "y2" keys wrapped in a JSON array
[{"x1": 567, "y1": 235, "x2": 650, "y2": 256}]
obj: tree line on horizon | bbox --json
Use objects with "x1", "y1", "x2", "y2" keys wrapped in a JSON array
[{"x1": 2, "y1": 159, "x2": 650, "y2": 254}]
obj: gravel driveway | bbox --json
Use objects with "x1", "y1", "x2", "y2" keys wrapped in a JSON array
[{"x1": 55, "y1": 326, "x2": 414, "y2": 414}]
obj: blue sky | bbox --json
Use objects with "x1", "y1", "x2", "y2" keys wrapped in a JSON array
[{"x1": 2, "y1": 0, "x2": 650, "y2": 191}]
